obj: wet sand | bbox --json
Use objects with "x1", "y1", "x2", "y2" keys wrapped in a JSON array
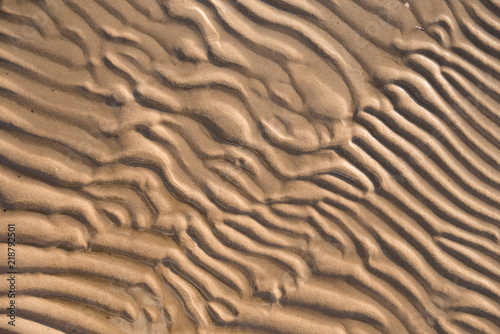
[{"x1": 0, "y1": 0, "x2": 499, "y2": 333}]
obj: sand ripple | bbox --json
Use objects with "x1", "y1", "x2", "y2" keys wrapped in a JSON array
[{"x1": 0, "y1": 0, "x2": 499, "y2": 333}]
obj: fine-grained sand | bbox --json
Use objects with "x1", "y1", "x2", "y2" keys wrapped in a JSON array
[{"x1": 1, "y1": 0, "x2": 500, "y2": 333}]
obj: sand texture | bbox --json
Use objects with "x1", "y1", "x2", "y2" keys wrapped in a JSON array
[{"x1": 0, "y1": 0, "x2": 500, "y2": 333}]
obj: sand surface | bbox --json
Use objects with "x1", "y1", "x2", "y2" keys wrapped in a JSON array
[{"x1": 0, "y1": 0, "x2": 500, "y2": 333}]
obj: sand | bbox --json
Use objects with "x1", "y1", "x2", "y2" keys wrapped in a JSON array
[{"x1": 0, "y1": 0, "x2": 499, "y2": 333}]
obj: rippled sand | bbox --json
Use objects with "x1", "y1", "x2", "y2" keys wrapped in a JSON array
[{"x1": 0, "y1": 0, "x2": 499, "y2": 333}]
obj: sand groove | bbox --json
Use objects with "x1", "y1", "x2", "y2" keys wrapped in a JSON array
[{"x1": 0, "y1": 0, "x2": 499, "y2": 333}]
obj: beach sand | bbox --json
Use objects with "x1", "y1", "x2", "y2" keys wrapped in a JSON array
[{"x1": 0, "y1": 0, "x2": 499, "y2": 333}]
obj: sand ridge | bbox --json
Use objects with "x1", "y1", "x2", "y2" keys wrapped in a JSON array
[{"x1": 0, "y1": 0, "x2": 499, "y2": 333}]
